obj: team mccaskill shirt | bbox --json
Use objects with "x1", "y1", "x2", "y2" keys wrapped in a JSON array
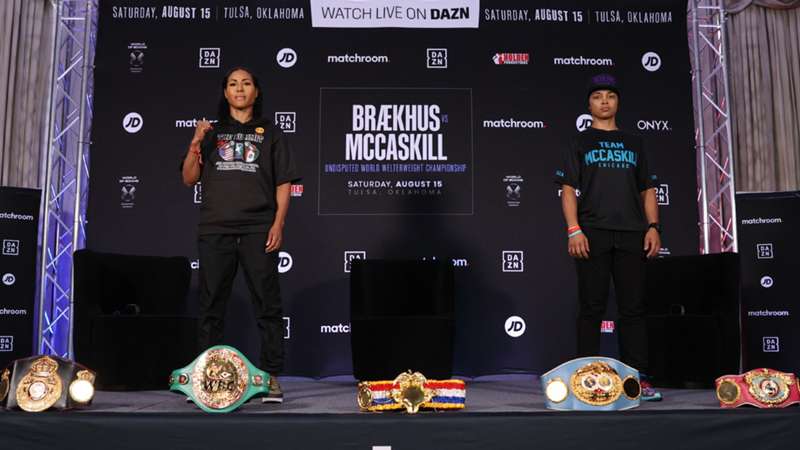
[
  {"x1": 198, "y1": 118, "x2": 300, "y2": 235},
  {"x1": 554, "y1": 128, "x2": 656, "y2": 231}
]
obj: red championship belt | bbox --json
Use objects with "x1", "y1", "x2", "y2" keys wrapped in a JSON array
[{"x1": 715, "y1": 368, "x2": 800, "y2": 408}]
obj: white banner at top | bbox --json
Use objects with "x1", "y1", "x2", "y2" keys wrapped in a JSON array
[{"x1": 310, "y1": 0, "x2": 480, "y2": 28}]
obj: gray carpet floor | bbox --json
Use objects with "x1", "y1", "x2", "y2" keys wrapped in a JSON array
[{"x1": 82, "y1": 375, "x2": 721, "y2": 414}]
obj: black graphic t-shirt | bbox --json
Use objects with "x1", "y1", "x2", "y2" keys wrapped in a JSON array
[
  {"x1": 554, "y1": 128, "x2": 656, "y2": 231},
  {"x1": 198, "y1": 118, "x2": 300, "y2": 235}
]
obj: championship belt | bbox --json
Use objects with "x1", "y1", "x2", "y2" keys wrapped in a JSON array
[
  {"x1": 169, "y1": 345, "x2": 269, "y2": 413},
  {"x1": 541, "y1": 357, "x2": 641, "y2": 411},
  {"x1": 1, "y1": 355, "x2": 97, "y2": 412},
  {"x1": 357, "y1": 371, "x2": 466, "y2": 414},
  {"x1": 715, "y1": 368, "x2": 800, "y2": 408}
]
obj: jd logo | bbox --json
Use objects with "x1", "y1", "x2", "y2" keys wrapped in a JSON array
[
  {"x1": 576, "y1": 114, "x2": 593, "y2": 132},
  {"x1": 123, "y1": 112, "x2": 143, "y2": 133},
  {"x1": 2, "y1": 273, "x2": 15, "y2": 286},
  {"x1": 278, "y1": 251, "x2": 293, "y2": 273},
  {"x1": 642, "y1": 52, "x2": 661, "y2": 72},
  {"x1": 277, "y1": 48, "x2": 297, "y2": 68},
  {"x1": 505, "y1": 316, "x2": 526, "y2": 338}
]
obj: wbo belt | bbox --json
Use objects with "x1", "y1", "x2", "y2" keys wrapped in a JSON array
[
  {"x1": 716, "y1": 368, "x2": 800, "y2": 408},
  {"x1": 1, "y1": 355, "x2": 96, "y2": 412},
  {"x1": 170, "y1": 345, "x2": 269, "y2": 413},
  {"x1": 357, "y1": 371, "x2": 466, "y2": 413},
  {"x1": 541, "y1": 357, "x2": 641, "y2": 411}
]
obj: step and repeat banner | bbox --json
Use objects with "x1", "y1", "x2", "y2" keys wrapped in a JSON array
[
  {"x1": 0, "y1": 188, "x2": 41, "y2": 368},
  {"x1": 737, "y1": 192, "x2": 800, "y2": 374},
  {"x1": 88, "y1": 0, "x2": 697, "y2": 376}
]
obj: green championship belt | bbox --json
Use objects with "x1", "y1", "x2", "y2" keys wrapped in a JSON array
[{"x1": 169, "y1": 345, "x2": 269, "y2": 413}]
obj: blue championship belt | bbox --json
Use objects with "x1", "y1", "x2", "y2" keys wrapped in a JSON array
[
  {"x1": 169, "y1": 345, "x2": 269, "y2": 413},
  {"x1": 541, "y1": 357, "x2": 641, "y2": 411}
]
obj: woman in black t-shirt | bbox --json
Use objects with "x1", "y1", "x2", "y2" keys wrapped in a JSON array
[
  {"x1": 181, "y1": 67, "x2": 299, "y2": 404},
  {"x1": 555, "y1": 74, "x2": 662, "y2": 401}
]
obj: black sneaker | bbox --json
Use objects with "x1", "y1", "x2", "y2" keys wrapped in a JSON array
[{"x1": 262, "y1": 376, "x2": 283, "y2": 403}]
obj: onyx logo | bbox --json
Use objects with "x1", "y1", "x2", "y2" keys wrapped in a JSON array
[
  {"x1": 502, "y1": 251, "x2": 524, "y2": 272},
  {"x1": 277, "y1": 48, "x2": 297, "y2": 68},
  {"x1": 2, "y1": 273, "x2": 15, "y2": 286},
  {"x1": 199, "y1": 48, "x2": 220, "y2": 68},
  {"x1": 763, "y1": 336, "x2": 780, "y2": 353},
  {"x1": 576, "y1": 114, "x2": 593, "y2": 132},
  {"x1": 656, "y1": 184, "x2": 670, "y2": 205},
  {"x1": 344, "y1": 251, "x2": 366, "y2": 273},
  {"x1": 757, "y1": 243, "x2": 774, "y2": 259},
  {"x1": 637, "y1": 120, "x2": 671, "y2": 131},
  {"x1": 642, "y1": 51, "x2": 661, "y2": 72},
  {"x1": 278, "y1": 251, "x2": 293, "y2": 273},
  {"x1": 283, "y1": 317, "x2": 291, "y2": 339},
  {"x1": 0, "y1": 336, "x2": 12, "y2": 352},
  {"x1": 427, "y1": 48, "x2": 448, "y2": 68},
  {"x1": 760, "y1": 276, "x2": 774, "y2": 288},
  {"x1": 2, "y1": 239, "x2": 20, "y2": 256},
  {"x1": 505, "y1": 316, "x2": 526, "y2": 338},
  {"x1": 193, "y1": 182, "x2": 202, "y2": 204},
  {"x1": 275, "y1": 112, "x2": 296, "y2": 133},
  {"x1": 123, "y1": 112, "x2": 143, "y2": 133}
]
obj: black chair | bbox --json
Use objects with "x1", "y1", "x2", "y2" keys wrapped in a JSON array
[
  {"x1": 645, "y1": 253, "x2": 741, "y2": 388},
  {"x1": 73, "y1": 249, "x2": 197, "y2": 390},
  {"x1": 350, "y1": 259, "x2": 455, "y2": 380}
]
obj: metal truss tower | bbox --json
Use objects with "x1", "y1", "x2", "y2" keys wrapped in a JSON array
[
  {"x1": 37, "y1": 0, "x2": 98, "y2": 358},
  {"x1": 688, "y1": 0, "x2": 738, "y2": 254}
]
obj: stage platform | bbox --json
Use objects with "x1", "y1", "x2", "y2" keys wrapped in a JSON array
[{"x1": 2, "y1": 375, "x2": 799, "y2": 449}]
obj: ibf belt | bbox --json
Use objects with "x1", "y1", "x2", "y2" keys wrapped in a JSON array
[
  {"x1": 715, "y1": 368, "x2": 800, "y2": 408},
  {"x1": 1, "y1": 356, "x2": 97, "y2": 412},
  {"x1": 541, "y1": 357, "x2": 641, "y2": 411},
  {"x1": 170, "y1": 345, "x2": 269, "y2": 413},
  {"x1": 357, "y1": 371, "x2": 466, "y2": 414}
]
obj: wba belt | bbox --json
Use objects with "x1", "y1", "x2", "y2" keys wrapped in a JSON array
[
  {"x1": 170, "y1": 345, "x2": 269, "y2": 413},
  {"x1": 1, "y1": 355, "x2": 97, "y2": 412},
  {"x1": 357, "y1": 371, "x2": 466, "y2": 413},
  {"x1": 541, "y1": 357, "x2": 641, "y2": 411},
  {"x1": 715, "y1": 368, "x2": 800, "y2": 408}
]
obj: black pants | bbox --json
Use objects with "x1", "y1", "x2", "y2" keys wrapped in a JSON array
[
  {"x1": 575, "y1": 228, "x2": 648, "y2": 373},
  {"x1": 197, "y1": 233, "x2": 284, "y2": 374}
]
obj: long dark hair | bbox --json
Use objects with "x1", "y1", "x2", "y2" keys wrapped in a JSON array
[{"x1": 217, "y1": 66, "x2": 263, "y2": 123}]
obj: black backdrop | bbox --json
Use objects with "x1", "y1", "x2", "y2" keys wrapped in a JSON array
[
  {"x1": 87, "y1": 0, "x2": 698, "y2": 376},
  {"x1": 0, "y1": 188, "x2": 40, "y2": 368},
  {"x1": 737, "y1": 192, "x2": 800, "y2": 374}
]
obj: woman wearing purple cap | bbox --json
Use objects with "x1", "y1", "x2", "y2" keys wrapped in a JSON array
[{"x1": 554, "y1": 74, "x2": 662, "y2": 401}]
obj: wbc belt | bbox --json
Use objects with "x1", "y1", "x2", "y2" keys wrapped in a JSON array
[
  {"x1": 1, "y1": 355, "x2": 97, "y2": 412},
  {"x1": 541, "y1": 357, "x2": 641, "y2": 411},
  {"x1": 715, "y1": 368, "x2": 800, "y2": 408},
  {"x1": 170, "y1": 345, "x2": 269, "y2": 413},
  {"x1": 357, "y1": 371, "x2": 466, "y2": 413}
]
